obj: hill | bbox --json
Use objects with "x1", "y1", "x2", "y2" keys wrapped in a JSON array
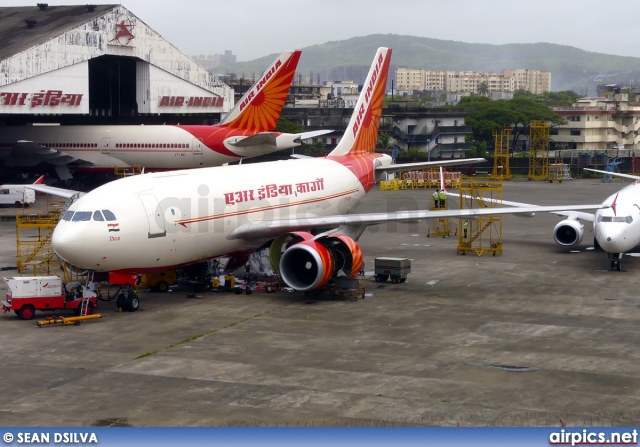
[{"x1": 214, "y1": 34, "x2": 640, "y2": 94}]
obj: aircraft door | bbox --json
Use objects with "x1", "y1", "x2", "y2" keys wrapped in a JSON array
[
  {"x1": 100, "y1": 137, "x2": 111, "y2": 154},
  {"x1": 138, "y1": 193, "x2": 166, "y2": 238},
  {"x1": 192, "y1": 138, "x2": 204, "y2": 165}
]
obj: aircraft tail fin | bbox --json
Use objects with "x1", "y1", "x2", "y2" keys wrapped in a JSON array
[
  {"x1": 219, "y1": 50, "x2": 301, "y2": 132},
  {"x1": 328, "y1": 47, "x2": 392, "y2": 157}
]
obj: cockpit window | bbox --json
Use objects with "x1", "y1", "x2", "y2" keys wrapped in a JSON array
[
  {"x1": 62, "y1": 211, "x2": 75, "y2": 221},
  {"x1": 93, "y1": 211, "x2": 105, "y2": 221},
  {"x1": 597, "y1": 215, "x2": 631, "y2": 223},
  {"x1": 102, "y1": 210, "x2": 117, "y2": 221},
  {"x1": 71, "y1": 211, "x2": 92, "y2": 222}
]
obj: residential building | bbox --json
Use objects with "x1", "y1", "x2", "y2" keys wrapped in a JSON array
[
  {"x1": 552, "y1": 90, "x2": 640, "y2": 157},
  {"x1": 395, "y1": 68, "x2": 550, "y2": 95}
]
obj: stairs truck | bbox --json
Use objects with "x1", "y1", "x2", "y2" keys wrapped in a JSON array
[{"x1": 1, "y1": 276, "x2": 98, "y2": 320}]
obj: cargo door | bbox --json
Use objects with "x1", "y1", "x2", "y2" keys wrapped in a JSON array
[{"x1": 138, "y1": 193, "x2": 166, "y2": 238}]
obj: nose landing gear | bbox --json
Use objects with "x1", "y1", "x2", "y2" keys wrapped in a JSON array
[{"x1": 608, "y1": 252, "x2": 622, "y2": 271}]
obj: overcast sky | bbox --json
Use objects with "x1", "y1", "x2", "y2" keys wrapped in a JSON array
[{"x1": 10, "y1": 0, "x2": 640, "y2": 61}]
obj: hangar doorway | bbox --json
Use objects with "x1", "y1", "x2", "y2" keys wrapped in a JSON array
[{"x1": 88, "y1": 55, "x2": 138, "y2": 119}]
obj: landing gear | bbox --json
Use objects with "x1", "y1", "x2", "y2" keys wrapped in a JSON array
[{"x1": 608, "y1": 253, "x2": 622, "y2": 271}]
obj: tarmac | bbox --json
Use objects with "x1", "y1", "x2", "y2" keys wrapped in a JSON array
[{"x1": 0, "y1": 177, "x2": 639, "y2": 427}]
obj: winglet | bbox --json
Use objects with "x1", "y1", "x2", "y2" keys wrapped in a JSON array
[
  {"x1": 218, "y1": 50, "x2": 301, "y2": 132},
  {"x1": 34, "y1": 175, "x2": 45, "y2": 185},
  {"x1": 328, "y1": 47, "x2": 392, "y2": 156}
]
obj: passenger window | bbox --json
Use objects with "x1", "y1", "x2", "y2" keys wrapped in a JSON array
[
  {"x1": 102, "y1": 210, "x2": 117, "y2": 221},
  {"x1": 72, "y1": 211, "x2": 92, "y2": 222},
  {"x1": 93, "y1": 211, "x2": 105, "y2": 221},
  {"x1": 626, "y1": 216, "x2": 633, "y2": 224},
  {"x1": 62, "y1": 211, "x2": 75, "y2": 221}
]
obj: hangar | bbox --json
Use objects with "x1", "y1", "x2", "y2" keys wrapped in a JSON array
[{"x1": 0, "y1": 3, "x2": 233, "y2": 126}]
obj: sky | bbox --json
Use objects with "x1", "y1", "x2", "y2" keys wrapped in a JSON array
[{"x1": 9, "y1": 0, "x2": 640, "y2": 61}]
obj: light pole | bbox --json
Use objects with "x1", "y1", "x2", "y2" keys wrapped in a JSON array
[{"x1": 427, "y1": 138, "x2": 431, "y2": 162}]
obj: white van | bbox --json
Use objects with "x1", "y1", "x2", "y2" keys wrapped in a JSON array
[{"x1": 0, "y1": 185, "x2": 36, "y2": 207}]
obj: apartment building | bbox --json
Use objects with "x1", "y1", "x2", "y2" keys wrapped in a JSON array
[
  {"x1": 396, "y1": 68, "x2": 550, "y2": 94},
  {"x1": 552, "y1": 92, "x2": 640, "y2": 155}
]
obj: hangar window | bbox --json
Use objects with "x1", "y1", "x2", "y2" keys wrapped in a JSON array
[
  {"x1": 102, "y1": 210, "x2": 117, "y2": 221},
  {"x1": 93, "y1": 211, "x2": 105, "y2": 221},
  {"x1": 71, "y1": 211, "x2": 92, "y2": 222}
]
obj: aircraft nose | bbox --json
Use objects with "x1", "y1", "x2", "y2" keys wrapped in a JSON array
[
  {"x1": 596, "y1": 225, "x2": 630, "y2": 253},
  {"x1": 51, "y1": 224, "x2": 92, "y2": 268}
]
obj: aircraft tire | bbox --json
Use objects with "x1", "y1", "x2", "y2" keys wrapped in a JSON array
[{"x1": 126, "y1": 295, "x2": 139, "y2": 312}]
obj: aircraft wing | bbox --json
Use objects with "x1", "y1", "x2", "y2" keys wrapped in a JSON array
[
  {"x1": 226, "y1": 204, "x2": 606, "y2": 240},
  {"x1": 375, "y1": 158, "x2": 486, "y2": 173},
  {"x1": 445, "y1": 191, "x2": 597, "y2": 222},
  {"x1": 584, "y1": 168, "x2": 640, "y2": 181},
  {"x1": 25, "y1": 183, "x2": 86, "y2": 200},
  {"x1": 5, "y1": 140, "x2": 93, "y2": 180}
]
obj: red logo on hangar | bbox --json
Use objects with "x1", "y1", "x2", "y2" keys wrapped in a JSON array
[{"x1": 110, "y1": 14, "x2": 135, "y2": 46}]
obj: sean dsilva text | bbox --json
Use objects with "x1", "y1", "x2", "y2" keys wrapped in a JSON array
[{"x1": 14, "y1": 432, "x2": 98, "y2": 443}]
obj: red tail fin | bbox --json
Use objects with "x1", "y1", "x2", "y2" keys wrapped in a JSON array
[
  {"x1": 218, "y1": 50, "x2": 301, "y2": 132},
  {"x1": 328, "y1": 48, "x2": 392, "y2": 156}
]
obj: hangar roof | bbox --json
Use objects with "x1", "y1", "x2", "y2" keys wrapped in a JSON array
[{"x1": 0, "y1": 4, "x2": 118, "y2": 61}]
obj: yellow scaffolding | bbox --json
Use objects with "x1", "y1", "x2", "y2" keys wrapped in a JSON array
[
  {"x1": 456, "y1": 176, "x2": 503, "y2": 256},
  {"x1": 528, "y1": 120, "x2": 550, "y2": 181},
  {"x1": 114, "y1": 165, "x2": 143, "y2": 177},
  {"x1": 16, "y1": 212, "x2": 61, "y2": 277},
  {"x1": 15, "y1": 196, "x2": 83, "y2": 283},
  {"x1": 492, "y1": 127, "x2": 513, "y2": 180}
]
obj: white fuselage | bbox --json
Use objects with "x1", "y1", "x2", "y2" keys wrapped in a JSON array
[
  {"x1": 50, "y1": 156, "x2": 378, "y2": 272},
  {"x1": 0, "y1": 125, "x2": 282, "y2": 171},
  {"x1": 593, "y1": 182, "x2": 640, "y2": 254}
]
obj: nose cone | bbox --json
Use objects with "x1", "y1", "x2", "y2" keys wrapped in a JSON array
[{"x1": 51, "y1": 223, "x2": 94, "y2": 269}]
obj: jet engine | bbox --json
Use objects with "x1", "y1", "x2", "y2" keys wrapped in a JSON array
[
  {"x1": 553, "y1": 219, "x2": 584, "y2": 247},
  {"x1": 275, "y1": 233, "x2": 363, "y2": 291}
]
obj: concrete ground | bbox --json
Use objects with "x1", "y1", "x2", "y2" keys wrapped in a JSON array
[{"x1": 0, "y1": 178, "x2": 639, "y2": 427}]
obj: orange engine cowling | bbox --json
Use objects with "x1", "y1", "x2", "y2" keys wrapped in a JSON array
[{"x1": 278, "y1": 234, "x2": 363, "y2": 291}]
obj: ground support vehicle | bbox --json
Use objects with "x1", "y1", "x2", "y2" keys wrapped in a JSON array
[
  {"x1": 1, "y1": 276, "x2": 98, "y2": 320},
  {"x1": 0, "y1": 184, "x2": 36, "y2": 207},
  {"x1": 374, "y1": 257, "x2": 411, "y2": 283},
  {"x1": 139, "y1": 269, "x2": 177, "y2": 292}
]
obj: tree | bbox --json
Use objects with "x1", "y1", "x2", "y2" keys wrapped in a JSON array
[
  {"x1": 462, "y1": 98, "x2": 567, "y2": 150},
  {"x1": 377, "y1": 131, "x2": 395, "y2": 152},
  {"x1": 478, "y1": 81, "x2": 490, "y2": 97}
]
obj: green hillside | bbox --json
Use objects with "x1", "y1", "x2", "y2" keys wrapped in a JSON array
[{"x1": 215, "y1": 34, "x2": 640, "y2": 94}]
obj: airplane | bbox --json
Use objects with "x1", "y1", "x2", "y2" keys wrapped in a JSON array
[
  {"x1": 0, "y1": 50, "x2": 329, "y2": 181},
  {"x1": 444, "y1": 167, "x2": 638, "y2": 271},
  {"x1": 30, "y1": 47, "x2": 606, "y2": 303}
]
